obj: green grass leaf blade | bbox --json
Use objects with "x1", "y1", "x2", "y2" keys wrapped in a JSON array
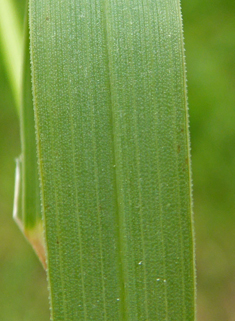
[
  {"x1": 29, "y1": 0, "x2": 195, "y2": 320},
  {"x1": 0, "y1": 0, "x2": 23, "y2": 110},
  {"x1": 13, "y1": 15, "x2": 45, "y2": 267}
]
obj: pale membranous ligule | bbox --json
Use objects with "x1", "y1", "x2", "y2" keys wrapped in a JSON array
[{"x1": 13, "y1": 16, "x2": 46, "y2": 268}]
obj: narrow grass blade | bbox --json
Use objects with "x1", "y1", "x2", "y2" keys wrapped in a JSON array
[
  {"x1": 13, "y1": 16, "x2": 45, "y2": 268},
  {"x1": 0, "y1": 0, "x2": 23, "y2": 110},
  {"x1": 29, "y1": 0, "x2": 195, "y2": 320}
]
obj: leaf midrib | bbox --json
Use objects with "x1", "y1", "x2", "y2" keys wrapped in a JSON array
[{"x1": 103, "y1": 2, "x2": 127, "y2": 320}]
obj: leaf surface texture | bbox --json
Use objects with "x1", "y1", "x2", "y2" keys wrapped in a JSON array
[{"x1": 29, "y1": 0, "x2": 195, "y2": 320}]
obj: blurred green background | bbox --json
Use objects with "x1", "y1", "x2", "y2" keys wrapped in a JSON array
[{"x1": 0, "y1": 0, "x2": 234, "y2": 320}]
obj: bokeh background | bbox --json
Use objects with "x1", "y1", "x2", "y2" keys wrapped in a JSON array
[{"x1": 0, "y1": 0, "x2": 234, "y2": 320}]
